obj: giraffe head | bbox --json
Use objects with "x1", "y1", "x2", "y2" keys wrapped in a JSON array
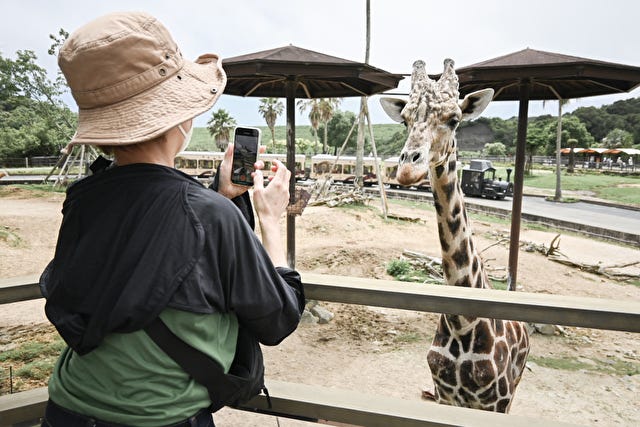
[{"x1": 381, "y1": 59, "x2": 494, "y2": 186}]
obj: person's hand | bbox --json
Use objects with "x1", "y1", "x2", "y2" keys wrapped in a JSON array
[
  {"x1": 252, "y1": 160, "x2": 291, "y2": 226},
  {"x1": 217, "y1": 143, "x2": 265, "y2": 199},
  {"x1": 252, "y1": 160, "x2": 291, "y2": 267}
]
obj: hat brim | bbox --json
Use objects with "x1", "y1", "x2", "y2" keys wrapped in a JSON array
[{"x1": 70, "y1": 56, "x2": 226, "y2": 146}]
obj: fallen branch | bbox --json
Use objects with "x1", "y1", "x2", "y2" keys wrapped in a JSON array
[
  {"x1": 309, "y1": 187, "x2": 373, "y2": 207},
  {"x1": 486, "y1": 231, "x2": 639, "y2": 282},
  {"x1": 387, "y1": 213, "x2": 423, "y2": 223},
  {"x1": 548, "y1": 256, "x2": 640, "y2": 281},
  {"x1": 402, "y1": 250, "x2": 444, "y2": 282}
]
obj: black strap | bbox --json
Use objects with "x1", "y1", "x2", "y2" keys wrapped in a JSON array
[{"x1": 144, "y1": 317, "x2": 231, "y2": 403}]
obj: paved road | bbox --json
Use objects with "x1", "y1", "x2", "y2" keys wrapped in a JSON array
[
  {"x1": 379, "y1": 187, "x2": 639, "y2": 245},
  {"x1": 467, "y1": 195, "x2": 639, "y2": 237}
]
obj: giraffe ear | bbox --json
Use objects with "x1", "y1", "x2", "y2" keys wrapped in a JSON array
[
  {"x1": 380, "y1": 97, "x2": 406, "y2": 123},
  {"x1": 459, "y1": 89, "x2": 494, "y2": 121}
]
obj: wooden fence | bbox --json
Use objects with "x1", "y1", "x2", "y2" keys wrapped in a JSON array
[{"x1": 1, "y1": 273, "x2": 638, "y2": 426}]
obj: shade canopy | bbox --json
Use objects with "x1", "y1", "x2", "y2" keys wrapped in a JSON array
[
  {"x1": 223, "y1": 45, "x2": 404, "y2": 98},
  {"x1": 451, "y1": 48, "x2": 640, "y2": 291},
  {"x1": 456, "y1": 48, "x2": 640, "y2": 101},
  {"x1": 222, "y1": 45, "x2": 403, "y2": 268}
]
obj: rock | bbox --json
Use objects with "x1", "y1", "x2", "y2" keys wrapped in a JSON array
[
  {"x1": 524, "y1": 322, "x2": 536, "y2": 335},
  {"x1": 300, "y1": 309, "x2": 318, "y2": 324},
  {"x1": 533, "y1": 323, "x2": 557, "y2": 335},
  {"x1": 310, "y1": 304, "x2": 334, "y2": 324}
]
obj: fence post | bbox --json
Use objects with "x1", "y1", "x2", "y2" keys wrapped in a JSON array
[{"x1": 25, "y1": 158, "x2": 29, "y2": 168}]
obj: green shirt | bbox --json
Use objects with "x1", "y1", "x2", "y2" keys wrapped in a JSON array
[{"x1": 48, "y1": 308, "x2": 238, "y2": 426}]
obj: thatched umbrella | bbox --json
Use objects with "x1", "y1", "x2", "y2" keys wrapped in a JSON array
[{"x1": 223, "y1": 45, "x2": 403, "y2": 267}]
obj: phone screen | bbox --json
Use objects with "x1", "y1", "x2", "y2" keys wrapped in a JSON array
[{"x1": 231, "y1": 127, "x2": 260, "y2": 186}]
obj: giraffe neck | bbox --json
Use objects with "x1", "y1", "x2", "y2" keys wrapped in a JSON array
[{"x1": 430, "y1": 152, "x2": 488, "y2": 290}]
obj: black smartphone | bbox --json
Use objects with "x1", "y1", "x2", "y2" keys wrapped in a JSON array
[{"x1": 231, "y1": 126, "x2": 261, "y2": 186}]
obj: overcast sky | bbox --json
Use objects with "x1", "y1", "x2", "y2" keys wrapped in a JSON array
[{"x1": 2, "y1": 0, "x2": 639, "y2": 128}]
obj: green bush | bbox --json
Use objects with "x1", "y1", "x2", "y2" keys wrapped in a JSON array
[{"x1": 386, "y1": 259, "x2": 412, "y2": 277}]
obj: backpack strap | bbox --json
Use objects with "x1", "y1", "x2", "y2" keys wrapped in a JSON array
[
  {"x1": 144, "y1": 317, "x2": 233, "y2": 411},
  {"x1": 145, "y1": 317, "x2": 268, "y2": 412}
]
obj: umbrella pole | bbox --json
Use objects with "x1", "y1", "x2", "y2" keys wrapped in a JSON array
[
  {"x1": 508, "y1": 80, "x2": 530, "y2": 291},
  {"x1": 285, "y1": 80, "x2": 296, "y2": 269}
]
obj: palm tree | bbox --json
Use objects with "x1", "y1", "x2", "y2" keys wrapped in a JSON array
[
  {"x1": 297, "y1": 99, "x2": 322, "y2": 154},
  {"x1": 317, "y1": 98, "x2": 341, "y2": 153},
  {"x1": 207, "y1": 109, "x2": 237, "y2": 150},
  {"x1": 258, "y1": 98, "x2": 284, "y2": 147}
]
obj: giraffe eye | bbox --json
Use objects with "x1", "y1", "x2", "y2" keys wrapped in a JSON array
[{"x1": 447, "y1": 118, "x2": 459, "y2": 129}]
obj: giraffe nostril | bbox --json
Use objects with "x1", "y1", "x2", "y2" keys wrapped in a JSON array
[
  {"x1": 411, "y1": 152, "x2": 421, "y2": 163},
  {"x1": 399, "y1": 153, "x2": 406, "y2": 163}
]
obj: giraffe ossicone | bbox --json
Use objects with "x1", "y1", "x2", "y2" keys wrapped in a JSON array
[{"x1": 381, "y1": 59, "x2": 530, "y2": 413}]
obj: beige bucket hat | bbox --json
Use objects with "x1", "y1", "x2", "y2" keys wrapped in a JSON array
[{"x1": 59, "y1": 11, "x2": 227, "y2": 146}]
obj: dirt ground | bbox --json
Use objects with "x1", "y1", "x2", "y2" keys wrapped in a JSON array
[{"x1": 1, "y1": 186, "x2": 639, "y2": 426}]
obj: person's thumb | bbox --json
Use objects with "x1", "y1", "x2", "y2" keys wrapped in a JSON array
[{"x1": 224, "y1": 143, "x2": 234, "y2": 162}]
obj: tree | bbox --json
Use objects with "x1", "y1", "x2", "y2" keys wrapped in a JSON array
[
  {"x1": 377, "y1": 127, "x2": 407, "y2": 157},
  {"x1": 524, "y1": 117, "x2": 553, "y2": 174},
  {"x1": 317, "y1": 110, "x2": 357, "y2": 153},
  {"x1": 485, "y1": 117, "x2": 518, "y2": 154},
  {"x1": 297, "y1": 99, "x2": 321, "y2": 154},
  {"x1": 603, "y1": 128, "x2": 633, "y2": 148},
  {"x1": 317, "y1": 98, "x2": 341, "y2": 153},
  {"x1": 258, "y1": 98, "x2": 284, "y2": 146},
  {"x1": 0, "y1": 49, "x2": 76, "y2": 158},
  {"x1": 542, "y1": 98, "x2": 571, "y2": 201},
  {"x1": 354, "y1": 0, "x2": 372, "y2": 189},
  {"x1": 566, "y1": 138, "x2": 578, "y2": 173},
  {"x1": 571, "y1": 106, "x2": 626, "y2": 142},
  {"x1": 527, "y1": 115, "x2": 595, "y2": 156},
  {"x1": 206, "y1": 109, "x2": 236, "y2": 150},
  {"x1": 483, "y1": 142, "x2": 507, "y2": 156}
]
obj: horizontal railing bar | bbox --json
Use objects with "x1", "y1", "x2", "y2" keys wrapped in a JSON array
[
  {"x1": 0, "y1": 381, "x2": 580, "y2": 427},
  {"x1": 0, "y1": 387, "x2": 48, "y2": 426},
  {"x1": 302, "y1": 273, "x2": 640, "y2": 333},
  {"x1": 2, "y1": 273, "x2": 639, "y2": 333},
  {"x1": 0, "y1": 274, "x2": 41, "y2": 305},
  {"x1": 239, "y1": 379, "x2": 580, "y2": 427}
]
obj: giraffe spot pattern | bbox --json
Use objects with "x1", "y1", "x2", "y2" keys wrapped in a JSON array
[
  {"x1": 472, "y1": 322, "x2": 495, "y2": 354},
  {"x1": 496, "y1": 398, "x2": 511, "y2": 413},
  {"x1": 451, "y1": 202, "x2": 461, "y2": 218},
  {"x1": 438, "y1": 223, "x2": 449, "y2": 252},
  {"x1": 447, "y1": 217, "x2": 461, "y2": 236},
  {"x1": 451, "y1": 243, "x2": 469, "y2": 268},
  {"x1": 442, "y1": 259, "x2": 451, "y2": 278},
  {"x1": 442, "y1": 181, "x2": 456, "y2": 201},
  {"x1": 472, "y1": 257, "x2": 480, "y2": 275},
  {"x1": 428, "y1": 318, "x2": 529, "y2": 413},
  {"x1": 454, "y1": 276, "x2": 471, "y2": 287}
]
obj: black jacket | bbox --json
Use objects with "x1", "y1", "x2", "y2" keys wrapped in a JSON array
[{"x1": 40, "y1": 163, "x2": 304, "y2": 355}]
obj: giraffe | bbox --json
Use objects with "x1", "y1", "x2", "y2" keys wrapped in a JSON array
[{"x1": 380, "y1": 59, "x2": 530, "y2": 413}]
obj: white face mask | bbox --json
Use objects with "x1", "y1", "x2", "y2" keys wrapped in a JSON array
[{"x1": 178, "y1": 123, "x2": 193, "y2": 153}]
